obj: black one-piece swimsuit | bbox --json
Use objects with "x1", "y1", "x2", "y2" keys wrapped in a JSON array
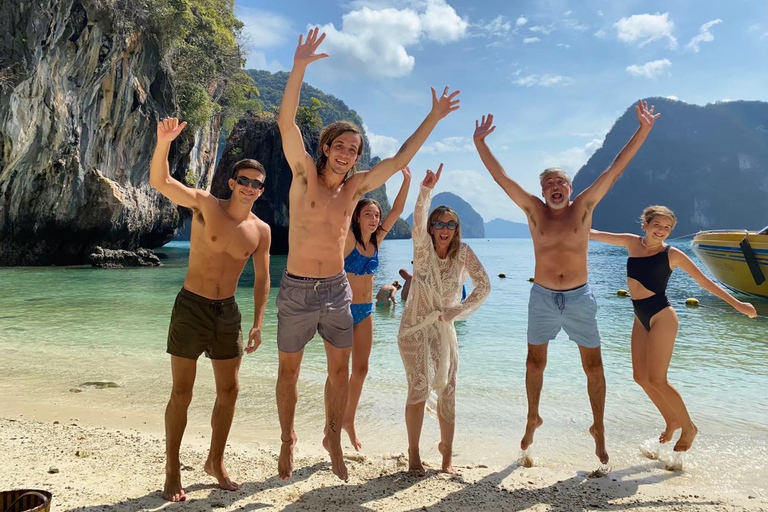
[{"x1": 627, "y1": 246, "x2": 673, "y2": 331}]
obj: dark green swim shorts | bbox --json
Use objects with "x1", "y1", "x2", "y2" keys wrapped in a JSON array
[{"x1": 167, "y1": 288, "x2": 243, "y2": 360}]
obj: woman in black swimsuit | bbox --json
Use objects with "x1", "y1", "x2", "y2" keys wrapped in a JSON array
[{"x1": 591, "y1": 205, "x2": 757, "y2": 452}]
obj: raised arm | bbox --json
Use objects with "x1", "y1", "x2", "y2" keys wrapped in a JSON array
[
  {"x1": 246, "y1": 224, "x2": 272, "y2": 354},
  {"x1": 411, "y1": 165, "x2": 442, "y2": 270},
  {"x1": 379, "y1": 167, "x2": 412, "y2": 237},
  {"x1": 149, "y1": 118, "x2": 211, "y2": 208},
  {"x1": 577, "y1": 100, "x2": 660, "y2": 209},
  {"x1": 590, "y1": 229, "x2": 638, "y2": 247},
  {"x1": 277, "y1": 28, "x2": 329, "y2": 177},
  {"x1": 473, "y1": 114, "x2": 538, "y2": 212},
  {"x1": 670, "y1": 248, "x2": 757, "y2": 318},
  {"x1": 355, "y1": 87, "x2": 459, "y2": 195},
  {"x1": 443, "y1": 246, "x2": 490, "y2": 322}
]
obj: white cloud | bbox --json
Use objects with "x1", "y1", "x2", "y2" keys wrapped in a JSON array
[
  {"x1": 557, "y1": 43, "x2": 571, "y2": 49},
  {"x1": 542, "y1": 138, "x2": 603, "y2": 174},
  {"x1": 236, "y1": 7, "x2": 292, "y2": 48},
  {"x1": 421, "y1": 0, "x2": 469, "y2": 43},
  {"x1": 514, "y1": 74, "x2": 573, "y2": 87},
  {"x1": 435, "y1": 169, "x2": 520, "y2": 222},
  {"x1": 594, "y1": 29, "x2": 607, "y2": 38},
  {"x1": 316, "y1": 1, "x2": 467, "y2": 78},
  {"x1": 529, "y1": 25, "x2": 554, "y2": 34},
  {"x1": 516, "y1": 16, "x2": 528, "y2": 26},
  {"x1": 666, "y1": 95, "x2": 680, "y2": 101},
  {"x1": 363, "y1": 123, "x2": 401, "y2": 158},
  {"x1": 246, "y1": 51, "x2": 284, "y2": 72},
  {"x1": 626, "y1": 59, "x2": 672, "y2": 79},
  {"x1": 421, "y1": 136, "x2": 475, "y2": 154},
  {"x1": 523, "y1": 37, "x2": 540, "y2": 44},
  {"x1": 614, "y1": 13, "x2": 677, "y2": 49},
  {"x1": 686, "y1": 19, "x2": 722, "y2": 52},
  {"x1": 480, "y1": 15, "x2": 512, "y2": 36},
  {"x1": 597, "y1": 10, "x2": 604, "y2": 17}
]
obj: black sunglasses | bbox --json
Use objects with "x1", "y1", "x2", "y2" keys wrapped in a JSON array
[
  {"x1": 431, "y1": 220, "x2": 458, "y2": 230},
  {"x1": 234, "y1": 176, "x2": 265, "y2": 190}
]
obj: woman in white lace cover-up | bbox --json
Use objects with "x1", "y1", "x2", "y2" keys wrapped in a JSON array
[{"x1": 398, "y1": 164, "x2": 491, "y2": 475}]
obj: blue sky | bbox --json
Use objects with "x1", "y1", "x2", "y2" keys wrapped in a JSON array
[{"x1": 234, "y1": 0, "x2": 768, "y2": 223}]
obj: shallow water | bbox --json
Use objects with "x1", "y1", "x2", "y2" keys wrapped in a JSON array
[{"x1": 1, "y1": 239, "x2": 766, "y2": 496}]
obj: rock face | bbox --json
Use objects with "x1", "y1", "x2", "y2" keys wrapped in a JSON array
[
  {"x1": 211, "y1": 112, "x2": 410, "y2": 254},
  {"x1": 573, "y1": 98, "x2": 768, "y2": 234},
  {"x1": 0, "y1": 0, "x2": 218, "y2": 265},
  {"x1": 88, "y1": 246, "x2": 161, "y2": 268},
  {"x1": 406, "y1": 191, "x2": 485, "y2": 238}
]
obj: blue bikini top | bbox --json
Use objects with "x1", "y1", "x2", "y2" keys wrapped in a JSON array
[{"x1": 344, "y1": 245, "x2": 379, "y2": 275}]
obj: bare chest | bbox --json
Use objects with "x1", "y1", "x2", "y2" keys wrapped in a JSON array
[
  {"x1": 533, "y1": 211, "x2": 589, "y2": 248},
  {"x1": 294, "y1": 185, "x2": 355, "y2": 231},
  {"x1": 192, "y1": 210, "x2": 259, "y2": 260}
]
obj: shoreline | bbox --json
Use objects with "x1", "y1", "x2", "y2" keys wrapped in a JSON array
[{"x1": 2, "y1": 413, "x2": 766, "y2": 511}]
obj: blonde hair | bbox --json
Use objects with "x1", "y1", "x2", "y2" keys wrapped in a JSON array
[
  {"x1": 539, "y1": 167, "x2": 572, "y2": 187},
  {"x1": 640, "y1": 205, "x2": 677, "y2": 229},
  {"x1": 427, "y1": 206, "x2": 462, "y2": 260}
]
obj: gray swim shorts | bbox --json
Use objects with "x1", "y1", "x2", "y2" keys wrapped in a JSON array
[
  {"x1": 276, "y1": 271, "x2": 353, "y2": 353},
  {"x1": 527, "y1": 282, "x2": 600, "y2": 348}
]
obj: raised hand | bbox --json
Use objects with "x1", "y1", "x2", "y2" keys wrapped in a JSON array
[
  {"x1": 474, "y1": 114, "x2": 496, "y2": 142},
  {"x1": 737, "y1": 301, "x2": 758, "y2": 318},
  {"x1": 294, "y1": 27, "x2": 329, "y2": 67},
  {"x1": 157, "y1": 117, "x2": 187, "y2": 143},
  {"x1": 430, "y1": 86, "x2": 461, "y2": 120},
  {"x1": 635, "y1": 99, "x2": 660, "y2": 130},
  {"x1": 422, "y1": 163, "x2": 443, "y2": 189},
  {"x1": 245, "y1": 327, "x2": 262, "y2": 354},
  {"x1": 401, "y1": 166, "x2": 412, "y2": 181}
]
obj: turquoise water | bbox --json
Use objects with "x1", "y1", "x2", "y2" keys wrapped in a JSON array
[{"x1": 1, "y1": 239, "x2": 766, "y2": 495}]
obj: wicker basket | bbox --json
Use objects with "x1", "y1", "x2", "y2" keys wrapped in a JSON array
[{"x1": 1, "y1": 490, "x2": 52, "y2": 512}]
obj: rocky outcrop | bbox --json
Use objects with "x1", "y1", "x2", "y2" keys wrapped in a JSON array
[
  {"x1": 0, "y1": 0, "x2": 218, "y2": 265},
  {"x1": 88, "y1": 246, "x2": 160, "y2": 268},
  {"x1": 211, "y1": 112, "x2": 409, "y2": 254},
  {"x1": 572, "y1": 98, "x2": 768, "y2": 234}
]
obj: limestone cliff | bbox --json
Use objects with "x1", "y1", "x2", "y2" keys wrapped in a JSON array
[{"x1": 0, "y1": 0, "x2": 218, "y2": 265}]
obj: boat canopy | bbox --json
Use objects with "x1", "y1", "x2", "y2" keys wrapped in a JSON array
[{"x1": 759, "y1": 226, "x2": 768, "y2": 235}]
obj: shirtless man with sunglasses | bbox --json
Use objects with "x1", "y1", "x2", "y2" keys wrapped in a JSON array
[{"x1": 150, "y1": 117, "x2": 271, "y2": 502}]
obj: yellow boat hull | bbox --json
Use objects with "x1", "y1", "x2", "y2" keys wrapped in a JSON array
[{"x1": 691, "y1": 231, "x2": 768, "y2": 299}]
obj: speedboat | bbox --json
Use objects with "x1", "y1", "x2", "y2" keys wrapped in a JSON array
[{"x1": 691, "y1": 227, "x2": 768, "y2": 299}]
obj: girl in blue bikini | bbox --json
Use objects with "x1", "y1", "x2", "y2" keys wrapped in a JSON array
[
  {"x1": 342, "y1": 167, "x2": 411, "y2": 451},
  {"x1": 591, "y1": 205, "x2": 756, "y2": 452}
]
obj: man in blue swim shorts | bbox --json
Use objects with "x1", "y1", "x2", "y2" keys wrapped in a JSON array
[{"x1": 474, "y1": 101, "x2": 660, "y2": 465}]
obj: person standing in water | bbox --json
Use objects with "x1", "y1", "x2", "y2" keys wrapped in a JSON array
[
  {"x1": 150, "y1": 118, "x2": 271, "y2": 502},
  {"x1": 398, "y1": 164, "x2": 491, "y2": 475},
  {"x1": 343, "y1": 167, "x2": 412, "y2": 451},
  {"x1": 591, "y1": 206, "x2": 756, "y2": 451}
]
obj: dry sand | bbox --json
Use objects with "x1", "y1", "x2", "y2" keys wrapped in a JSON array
[{"x1": 1, "y1": 416, "x2": 766, "y2": 512}]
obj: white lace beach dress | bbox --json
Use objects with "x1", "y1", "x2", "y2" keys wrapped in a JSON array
[{"x1": 397, "y1": 185, "x2": 491, "y2": 423}]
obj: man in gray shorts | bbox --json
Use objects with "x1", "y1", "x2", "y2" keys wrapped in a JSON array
[
  {"x1": 473, "y1": 101, "x2": 660, "y2": 465},
  {"x1": 276, "y1": 27, "x2": 460, "y2": 481}
]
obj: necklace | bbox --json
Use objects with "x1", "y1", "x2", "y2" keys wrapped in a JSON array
[{"x1": 641, "y1": 236, "x2": 663, "y2": 250}]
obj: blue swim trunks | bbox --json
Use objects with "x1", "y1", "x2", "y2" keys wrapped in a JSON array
[
  {"x1": 351, "y1": 302, "x2": 373, "y2": 325},
  {"x1": 527, "y1": 282, "x2": 600, "y2": 348}
]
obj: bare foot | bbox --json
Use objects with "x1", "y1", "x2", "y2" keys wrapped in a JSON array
[
  {"x1": 674, "y1": 423, "x2": 698, "y2": 452},
  {"x1": 163, "y1": 468, "x2": 186, "y2": 502},
  {"x1": 589, "y1": 424, "x2": 609, "y2": 464},
  {"x1": 322, "y1": 435, "x2": 349, "y2": 481},
  {"x1": 204, "y1": 459, "x2": 240, "y2": 491},
  {"x1": 520, "y1": 415, "x2": 543, "y2": 451},
  {"x1": 342, "y1": 420, "x2": 362, "y2": 452},
  {"x1": 408, "y1": 447, "x2": 425, "y2": 477},
  {"x1": 659, "y1": 421, "x2": 681, "y2": 444},
  {"x1": 438, "y1": 442, "x2": 455, "y2": 474},
  {"x1": 278, "y1": 432, "x2": 297, "y2": 481}
]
